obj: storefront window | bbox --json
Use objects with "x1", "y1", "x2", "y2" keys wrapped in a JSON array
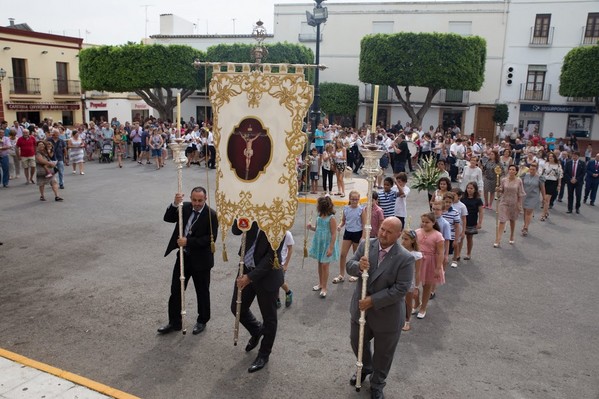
[{"x1": 567, "y1": 114, "x2": 592, "y2": 138}]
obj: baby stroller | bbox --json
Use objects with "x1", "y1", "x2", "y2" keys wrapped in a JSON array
[{"x1": 99, "y1": 140, "x2": 113, "y2": 163}]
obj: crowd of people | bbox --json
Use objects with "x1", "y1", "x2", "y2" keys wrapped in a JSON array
[
  {"x1": 0, "y1": 116, "x2": 218, "y2": 198},
  {"x1": 3, "y1": 114, "x2": 597, "y2": 398}
]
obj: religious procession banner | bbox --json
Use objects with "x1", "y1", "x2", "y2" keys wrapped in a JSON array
[{"x1": 207, "y1": 63, "x2": 314, "y2": 252}]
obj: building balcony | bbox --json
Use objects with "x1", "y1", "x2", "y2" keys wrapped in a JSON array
[
  {"x1": 520, "y1": 83, "x2": 551, "y2": 102},
  {"x1": 53, "y1": 79, "x2": 81, "y2": 96},
  {"x1": 9, "y1": 77, "x2": 41, "y2": 95},
  {"x1": 298, "y1": 33, "x2": 322, "y2": 42},
  {"x1": 566, "y1": 96, "x2": 594, "y2": 103},
  {"x1": 438, "y1": 89, "x2": 469, "y2": 104},
  {"x1": 363, "y1": 84, "x2": 395, "y2": 102},
  {"x1": 529, "y1": 26, "x2": 554, "y2": 47}
]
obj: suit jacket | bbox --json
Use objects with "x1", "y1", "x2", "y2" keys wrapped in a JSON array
[
  {"x1": 164, "y1": 203, "x2": 219, "y2": 271},
  {"x1": 347, "y1": 238, "x2": 414, "y2": 333},
  {"x1": 586, "y1": 159, "x2": 599, "y2": 179},
  {"x1": 564, "y1": 159, "x2": 586, "y2": 183},
  {"x1": 233, "y1": 222, "x2": 284, "y2": 292}
]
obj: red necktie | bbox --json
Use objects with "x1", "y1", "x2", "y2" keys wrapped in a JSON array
[{"x1": 572, "y1": 161, "x2": 576, "y2": 177}]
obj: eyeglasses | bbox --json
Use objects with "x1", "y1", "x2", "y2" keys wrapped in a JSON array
[{"x1": 407, "y1": 230, "x2": 416, "y2": 238}]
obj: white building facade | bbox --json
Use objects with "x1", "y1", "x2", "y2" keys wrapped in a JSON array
[
  {"x1": 273, "y1": 1, "x2": 509, "y2": 140},
  {"x1": 499, "y1": 0, "x2": 599, "y2": 143},
  {"x1": 148, "y1": 2, "x2": 599, "y2": 144}
]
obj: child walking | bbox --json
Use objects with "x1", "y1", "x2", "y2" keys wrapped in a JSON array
[
  {"x1": 308, "y1": 147, "x2": 321, "y2": 194},
  {"x1": 277, "y1": 230, "x2": 295, "y2": 308},
  {"x1": 335, "y1": 190, "x2": 367, "y2": 284},
  {"x1": 415, "y1": 213, "x2": 445, "y2": 319},
  {"x1": 401, "y1": 229, "x2": 422, "y2": 331},
  {"x1": 307, "y1": 196, "x2": 339, "y2": 298},
  {"x1": 461, "y1": 182, "x2": 484, "y2": 260}
]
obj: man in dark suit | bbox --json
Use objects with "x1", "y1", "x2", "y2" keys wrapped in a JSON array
[
  {"x1": 554, "y1": 151, "x2": 568, "y2": 204},
  {"x1": 158, "y1": 186, "x2": 218, "y2": 335},
  {"x1": 564, "y1": 151, "x2": 586, "y2": 214},
  {"x1": 346, "y1": 217, "x2": 414, "y2": 399},
  {"x1": 584, "y1": 152, "x2": 599, "y2": 206},
  {"x1": 231, "y1": 221, "x2": 284, "y2": 373}
]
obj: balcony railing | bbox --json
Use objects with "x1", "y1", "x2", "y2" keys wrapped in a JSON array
[
  {"x1": 529, "y1": 26, "x2": 554, "y2": 46},
  {"x1": 439, "y1": 89, "x2": 469, "y2": 103},
  {"x1": 364, "y1": 84, "x2": 394, "y2": 102},
  {"x1": 567, "y1": 96, "x2": 594, "y2": 103},
  {"x1": 581, "y1": 26, "x2": 599, "y2": 45},
  {"x1": 9, "y1": 77, "x2": 41, "y2": 95},
  {"x1": 520, "y1": 83, "x2": 551, "y2": 101},
  {"x1": 53, "y1": 79, "x2": 81, "y2": 95},
  {"x1": 298, "y1": 33, "x2": 322, "y2": 42}
]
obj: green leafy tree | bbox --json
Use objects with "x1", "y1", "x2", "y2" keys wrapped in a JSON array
[
  {"x1": 359, "y1": 32, "x2": 486, "y2": 128},
  {"x1": 559, "y1": 45, "x2": 599, "y2": 113},
  {"x1": 206, "y1": 42, "x2": 314, "y2": 82},
  {"x1": 320, "y1": 82, "x2": 359, "y2": 121},
  {"x1": 493, "y1": 104, "x2": 509, "y2": 128},
  {"x1": 79, "y1": 44, "x2": 204, "y2": 120}
]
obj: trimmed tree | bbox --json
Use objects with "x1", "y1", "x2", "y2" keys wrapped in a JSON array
[
  {"x1": 206, "y1": 42, "x2": 314, "y2": 79},
  {"x1": 319, "y1": 82, "x2": 359, "y2": 124},
  {"x1": 559, "y1": 45, "x2": 599, "y2": 114},
  {"x1": 79, "y1": 44, "x2": 204, "y2": 120},
  {"x1": 359, "y1": 32, "x2": 486, "y2": 128}
]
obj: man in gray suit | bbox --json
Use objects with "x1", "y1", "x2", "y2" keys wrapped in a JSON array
[{"x1": 347, "y1": 217, "x2": 414, "y2": 399}]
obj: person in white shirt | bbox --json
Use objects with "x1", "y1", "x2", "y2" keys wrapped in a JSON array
[
  {"x1": 207, "y1": 128, "x2": 216, "y2": 169},
  {"x1": 393, "y1": 172, "x2": 410, "y2": 229},
  {"x1": 276, "y1": 231, "x2": 295, "y2": 308}
]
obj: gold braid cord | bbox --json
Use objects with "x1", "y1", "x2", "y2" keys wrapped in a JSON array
[{"x1": 208, "y1": 63, "x2": 314, "y2": 257}]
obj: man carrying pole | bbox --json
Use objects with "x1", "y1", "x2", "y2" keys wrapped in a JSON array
[
  {"x1": 158, "y1": 187, "x2": 218, "y2": 335},
  {"x1": 346, "y1": 217, "x2": 414, "y2": 399}
]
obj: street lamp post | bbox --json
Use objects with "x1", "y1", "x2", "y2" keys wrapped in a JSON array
[
  {"x1": 0, "y1": 68, "x2": 6, "y2": 122},
  {"x1": 306, "y1": 0, "x2": 328, "y2": 133}
]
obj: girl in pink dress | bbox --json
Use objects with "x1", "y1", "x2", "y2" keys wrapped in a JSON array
[{"x1": 415, "y1": 212, "x2": 445, "y2": 320}]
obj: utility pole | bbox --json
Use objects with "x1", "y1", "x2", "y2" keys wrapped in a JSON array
[
  {"x1": 141, "y1": 4, "x2": 153, "y2": 38},
  {"x1": 232, "y1": 18, "x2": 236, "y2": 34}
]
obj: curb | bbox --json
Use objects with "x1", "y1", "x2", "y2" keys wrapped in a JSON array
[{"x1": 0, "y1": 348, "x2": 141, "y2": 399}]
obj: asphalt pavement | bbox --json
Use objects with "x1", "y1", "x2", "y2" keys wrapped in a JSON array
[{"x1": 1, "y1": 158, "x2": 598, "y2": 399}]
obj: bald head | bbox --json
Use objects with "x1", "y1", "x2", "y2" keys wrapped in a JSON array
[{"x1": 378, "y1": 217, "x2": 403, "y2": 248}]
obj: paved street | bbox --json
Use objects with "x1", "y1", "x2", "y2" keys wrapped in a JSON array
[{"x1": 1, "y1": 159, "x2": 598, "y2": 399}]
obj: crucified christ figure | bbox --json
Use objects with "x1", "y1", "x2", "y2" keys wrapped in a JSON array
[{"x1": 239, "y1": 126, "x2": 262, "y2": 180}]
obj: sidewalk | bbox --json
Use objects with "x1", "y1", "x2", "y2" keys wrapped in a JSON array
[{"x1": 0, "y1": 349, "x2": 138, "y2": 399}]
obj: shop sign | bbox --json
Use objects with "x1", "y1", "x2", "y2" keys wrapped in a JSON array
[
  {"x1": 89, "y1": 102, "x2": 108, "y2": 109},
  {"x1": 133, "y1": 102, "x2": 149, "y2": 110},
  {"x1": 6, "y1": 102, "x2": 80, "y2": 111},
  {"x1": 520, "y1": 104, "x2": 596, "y2": 114}
]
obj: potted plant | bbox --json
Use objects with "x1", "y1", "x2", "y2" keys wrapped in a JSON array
[{"x1": 411, "y1": 155, "x2": 442, "y2": 193}]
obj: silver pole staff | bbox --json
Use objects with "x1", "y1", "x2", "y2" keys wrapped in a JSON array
[
  {"x1": 234, "y1": 231, "x2": 248, "y2": 346},
  {"x1": 170, "y1": 137, "x2": 188, "y2": 335},
  {"x1": 355, "y1": 88, "x2": 384, "y2": 392}
]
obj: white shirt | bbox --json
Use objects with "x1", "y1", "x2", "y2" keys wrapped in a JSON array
[
  {"x1": 280, "y1": 231, "x2": 295, "y2": 264},
  {"x1": 394, "y1": 185, "x2": 410, "y2": 217}
]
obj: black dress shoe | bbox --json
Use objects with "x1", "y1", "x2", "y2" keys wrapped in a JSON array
[
  {"x1": 192, "y1": 322, "x2": 206, "y2": 335},
  {"x1": 157, "y1": 324, "x2": 181, "y2": 334},
  {"x1": 566, "y1": 210, "x2": 572, "y2": 214},
  {"x1": 349, "y1": 370, "x2": 372, "y2": 386},
  {"x1": 371, "y1": 388, "x2": 385, "y2": 399},
  {"x1": 248, "y1": 356, "x2": 268, "y2": 373},
  {"x1": 576, "y1": 209, "x2": 580, "y2": 214},
  {"x1": 245, "y1": 332, "x2": 263, "y2": 352}
]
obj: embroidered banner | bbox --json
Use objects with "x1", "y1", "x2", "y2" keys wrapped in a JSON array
[{"x1": 208, "y1": 63, "x2": 314, "y2": 250}]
